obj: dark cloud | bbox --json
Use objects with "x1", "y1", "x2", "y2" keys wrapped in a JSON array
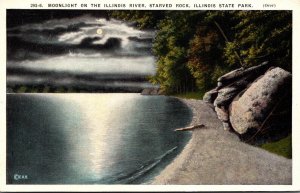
[
  {"x1": 128, "y1": 36, "x2": 153, "y2": 43},
  {"x1": 7, "y1": 36, "x2": 122, "y2": 60},
  {"x1": 6, "y1": 11, "x2": 156, "y2": 93},
  {"x1": 8, "y1": 22, "x2": 104, "y2": 36},
  {"x1": 7, "y1": 67, "x2": 149, "y2": 82},
  {"x1": 7, "y1": 9, "x2": 109, "y2": 28}
]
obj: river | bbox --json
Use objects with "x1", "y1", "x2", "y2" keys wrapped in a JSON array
[{"x1": 7, "y1": 93, "x2": 192, "y2": 184}]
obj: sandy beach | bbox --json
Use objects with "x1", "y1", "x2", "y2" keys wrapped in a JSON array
[{"x1": 152, "y1": 99, "x2": 292, "y2": 185}]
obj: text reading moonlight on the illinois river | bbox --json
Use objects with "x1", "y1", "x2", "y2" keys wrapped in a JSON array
[{"x1": 36, "y1": 3, "x2": 253, "y2": 8}]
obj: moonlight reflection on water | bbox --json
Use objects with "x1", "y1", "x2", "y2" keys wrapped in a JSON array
[{"x1": 7, "y1": 94, "x2": 192, "y2": 184}]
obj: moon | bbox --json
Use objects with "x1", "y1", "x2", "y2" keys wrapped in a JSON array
[{"x1": 96, "y1": 29, "x2": 103, "y2": 35}]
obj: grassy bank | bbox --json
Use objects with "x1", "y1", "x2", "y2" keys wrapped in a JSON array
[
  {"x1": 173, "y1": 91, "x2": 204, "y2": 100},
  {"x1": 261, "y1": 135, "x2": 292, "y2": 159}
]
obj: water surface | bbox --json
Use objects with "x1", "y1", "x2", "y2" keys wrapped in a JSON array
[{"x1": 7, "y1": 93, "x2": 192, "y2": 184}]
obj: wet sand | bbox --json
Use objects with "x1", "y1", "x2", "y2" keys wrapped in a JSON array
[{"x1": 152, "y1": 99, "x2": 292, "y2": 184}]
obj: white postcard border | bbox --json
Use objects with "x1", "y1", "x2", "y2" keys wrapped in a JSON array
[{"x1": 1, "y1": 0, "x2": 299, "y2": 191}]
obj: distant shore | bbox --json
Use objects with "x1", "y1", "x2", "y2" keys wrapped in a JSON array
[{"x1": 151, "y1": 98, "x2": 292, "y2": 185}]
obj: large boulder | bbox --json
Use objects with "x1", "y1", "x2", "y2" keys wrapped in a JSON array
[
  {"x1": 141, "y1": 87, "x2": 161, "y2": 95},
  {"x1": 217, "y1": 61, "x2": 269, "y2": 88},
  {"x1": 215, "y1": 106, "x2": 229, "y2": 122},
  {"x1": 203, "y1": 88, "x2": 218, "y2": 103},
  {"x1": 222, "y1": 122, "x2": 231, "y2": 131},
  {"x1": 214, "y1": 87, "x2": 241, "y2": 107},
  {"x1": 229, "y1": 67, "x2": 291, "y2": 134},
  {"x1": 213, "y1": 75, "x2": 252, "y2": 107}
]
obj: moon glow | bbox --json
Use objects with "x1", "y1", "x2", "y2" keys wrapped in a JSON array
[{"x1": 96, "y1": 28, "x2": 103, "y2": 35}]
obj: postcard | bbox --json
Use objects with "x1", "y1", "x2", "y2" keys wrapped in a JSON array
[{"x1": 1, "y1": 0, "x2": 300, "y2": 191}]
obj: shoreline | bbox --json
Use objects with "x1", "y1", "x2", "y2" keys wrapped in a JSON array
[{"x1": 151, "y1": 98, "x2": 292, "y2": 185}]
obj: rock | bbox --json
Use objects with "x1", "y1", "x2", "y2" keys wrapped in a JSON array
[
  {"x1": 222, "y1": 122, "x2": 231, "y2": 131},
  {"x1": 141, "y1": 88, "x2": 161, "y2": 95},
  {"x1": 213, "y1": 75, "x2": 252, "y2": 107},
  {"x1": 158, "y1": 89, "x2": 165, "y2": 95},
  {"x1": 141, "y1": 88, "x2": 151, "y2": 95},
  {"x1": 215, "y1": 106, "x2": 229, "y2": 121},
  {"x1": 214, "y1": 87, "x2": 240, "y2": 107},
  {"x1": 203, "y1": 88, "x2": 218, "y2": 103},
  {"x1": 217, "y1": 61, "x2": 269, "y2": 87},
  {"x1": 229, "y1": 67, "x2": 292, "y2": 134}
]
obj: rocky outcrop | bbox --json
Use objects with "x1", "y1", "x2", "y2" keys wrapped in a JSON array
[
  {"x1": 203, "y1": 62, "x2": 292, "y2": 140},
  {"x1": 215, "y1": 106, "x2": 229, "y2": 122},
  {"x1": 214, "y1": 75, "x2": 253, "y2": 107},
  {"x1": 141, "y1": 87, "x2": 163, "y2": 95},
  {"x1": 217, "y1": 61, "x2": 269, "y2": 88},
  {"x1": 203, "y1": 88, "x2": 218, "y2": 103},
  {"x1": 229, "y1": 67, "x2": 292, "y2": 134}
]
